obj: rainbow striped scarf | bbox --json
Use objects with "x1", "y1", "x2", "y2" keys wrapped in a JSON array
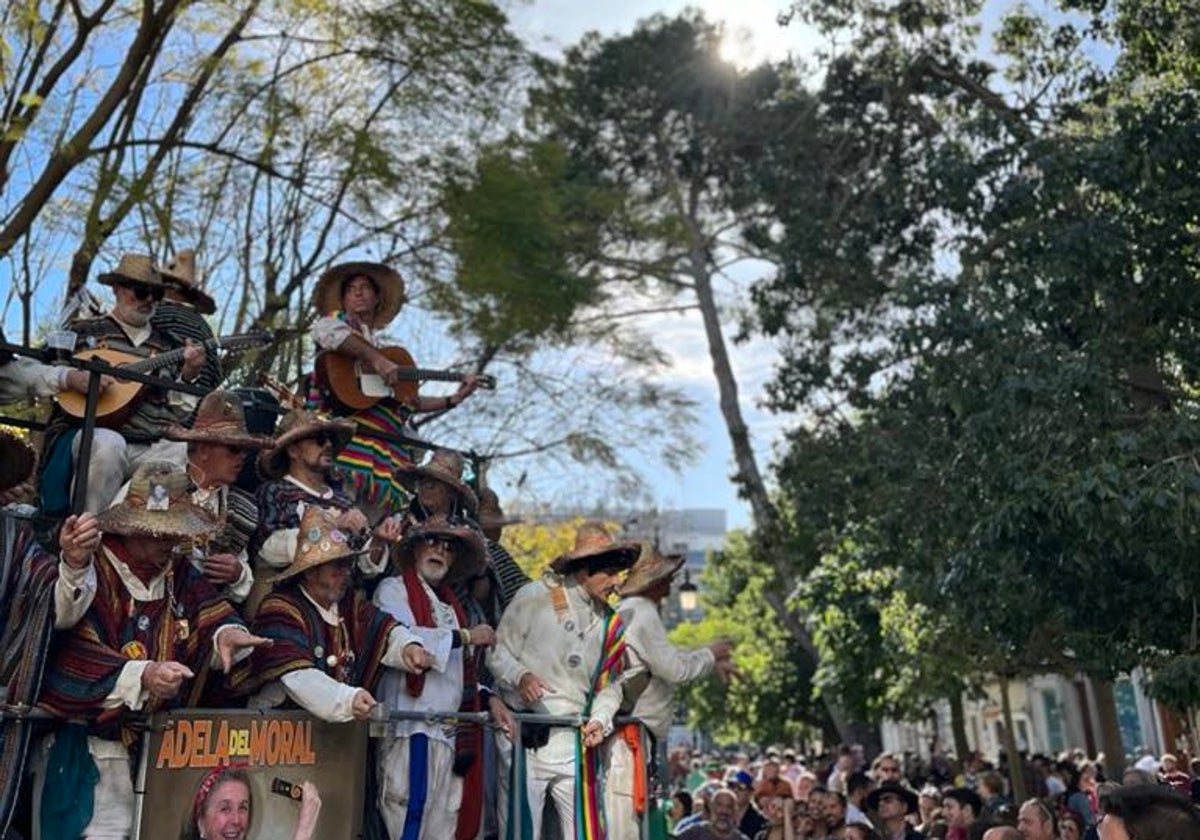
[{"x1": 574, "y1": 608, "x2": 626, "y2": 840}]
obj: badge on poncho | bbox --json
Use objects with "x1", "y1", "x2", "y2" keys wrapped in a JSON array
[
  {"x1": 567, "y1": 653, "x2": 582, "y2": 668},
  {"x1": 136, "y1": 614, "x2": 150, "y2": 632},
  {"x1": 146, "y1": 483, "x2": 170, "y2": 511},
  {"x1": 330, "y1": 529, "x2": 346, "y2": 544},
  {"x1": 314, "y1": 645, "x2": 325, "y2": 659},
  {"x1": 121, "y1": 640, "x2": 148, "y2": 660},
  {"x1": 307, "y1": 526, "x2": 323, "y2": 543}
]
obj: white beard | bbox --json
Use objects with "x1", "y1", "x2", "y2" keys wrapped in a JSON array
[{"x1": 416, "y1": 555, "x2": 449, "y2": 585}]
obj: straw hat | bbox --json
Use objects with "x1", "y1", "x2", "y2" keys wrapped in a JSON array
[
  {"x1": 620, "y1": 550, "x2": 685, "y2": 597},
  {"x1": 96, "y1": 461, "x2": 219, "y2": 539},
  {"x1": 269, "y1": 505, "x2": 366, "y2": 583},
  {"x1": 258, "y1": 409, "x2": 356, "y2": 479},
  {"x1": 96, "y1": 253, "x2": 166, "y2": 289},
  {"x1": 159, "y1": 249, "x2": 216, "y2": 314},
  {"x1": 549, "y1": 521, "x2": 641, "y2": 575},
  {"x1": 0, "y1": 430, "x2": 36, "y2": 494},
  {"x1": 394, "y1": 449, "x2": 479, "y2": 515},
  {"x1": 312, "y1": 262, "x2": 406, "y2": 329},
  {"x1": 394, "y1": 514, "x2": 488, "y2": 584},
  {"x1": 165, "y1": 390, "x2": 275, "y2": 450}
]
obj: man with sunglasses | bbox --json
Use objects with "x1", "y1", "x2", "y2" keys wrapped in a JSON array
[
  {"x1": 39, "y1": 254, "x2": 209, "y2": 514},
  {"x1": 248, "y1": 407, "x2": 402, "y2": 614}
]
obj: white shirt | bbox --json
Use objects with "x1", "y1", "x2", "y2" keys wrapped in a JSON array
[
  {"x1": 617, "y1": 595, "x2": 714, "y2": 738},
  {"x1": 373, "y1": 572, "x2": 464, "y2": 743},
  {"x1": 489, "y1": 573, "x2": 630, "y2": 763}
]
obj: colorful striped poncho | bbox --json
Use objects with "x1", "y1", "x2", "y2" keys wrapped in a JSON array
[
  {"x1": 37, "y1": 538, "x2": 242, "y2": 738},
  {"x1": 232, "y1": 585, "x2": 398, "y2": 698},
  {"x1": 250, "y1": 478, "x2": 356, "y2": 559}
]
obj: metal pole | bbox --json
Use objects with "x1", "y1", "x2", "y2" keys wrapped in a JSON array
[{"x1": 70, "y1": 369, "x2": 103, "y2": 515}]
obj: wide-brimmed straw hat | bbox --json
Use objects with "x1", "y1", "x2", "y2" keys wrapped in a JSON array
[
  {"x1": 269, "y1": 505, "x2": 366, "y2": 583},
  {"x1": 550, "y1": 521, "x2": 641, "y2": 575},
  {"x1": 394, "y1": 514, "x2": 488, "y2": 584},
  {"x1": 258, "y1": 409, "x2": 356, "y2": 479},
  {"x1": 97, "y1": 253, "x2": 167, "y2": 290},
  {"x1": 96, "y1": 461, "x2": 219, "y2": 539},
  {"x1": 395, "y1": 449, "x2": 479, "y2": 515},
  {"x1": 165, "y1": 390, "x2": 275, "y2": 450},
  {"x1": 312, "y1": 261, "x2": 406, "y2": 329},
  {"x1": 866, "y1": 781, "x2": 919, "y2": 814},
  {"x1": 159, "y1": 249, "x2": 216, "y2": 314},
  {"x1": 620, "y1": 550, "x2": 685, "y2": 597},
  {"x1": 0, "y1": 430, "x2": 36, "y2": 494}
]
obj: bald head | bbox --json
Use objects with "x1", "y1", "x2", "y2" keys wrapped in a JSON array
[{"x1": 982, "y1": 828, "x2": 1022, "y2": 840}]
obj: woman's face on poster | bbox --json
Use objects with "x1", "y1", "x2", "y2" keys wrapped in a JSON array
[{"x1": 198, "y1": 779, "x2": 251, "y2": 840}]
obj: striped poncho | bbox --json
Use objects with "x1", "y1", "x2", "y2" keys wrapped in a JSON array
[
  {"x1": 37, "y1": 538, "x2": 242, "y2": 736},
  {"x1": 232, "y1": 585, "x2": 398, "y2": 698}
]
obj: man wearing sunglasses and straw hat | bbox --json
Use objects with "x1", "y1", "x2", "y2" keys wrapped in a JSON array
[
  {"x1": 235, "y1": 505, "x2": 433, "y2": 725},
  {"x1": 247, "y1": 407, "x2": 403, "y2": 614},
  {"x1": 488, "y1": 522, "x2": 642, "y2": 840},
  {"x1": 39, "y1": 254, "x2": 208, "y2": 514},
  {"x1": 605, "y1": 551, "x2": 736, "y2": 840},
  {"x1": 373, "y1": 515, "x2": 515, "y2": 840},
  {"x1": 34, "y1": 461, "x2": 269, "y2": 840}
]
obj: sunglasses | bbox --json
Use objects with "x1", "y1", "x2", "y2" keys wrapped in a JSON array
[
  {"x1": 421, "y1": 536, "x2": 456, "y2": 551},
  {"x1": 123, "y1": 283, "x2": 164, "y2": 302},
  {"x1": 308, "y1": 432, "x2": 337, "y2": 446}
]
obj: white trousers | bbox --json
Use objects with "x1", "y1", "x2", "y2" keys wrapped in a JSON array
[
  {"x1": 604, "y1": 736, "x2": 640, "y2": 840},
  {"x1": 71, "y1": 431, "x2": 185, "y2": 513},
  {"x1": 377, "y1": 735, "x2": 462, "y2": 840},
  {"x1": 32, "y1": 735, "x2": 134, "y2": 840},
  {"x1": 523, "y1": 749, "x2": 576, "y2": 840}
]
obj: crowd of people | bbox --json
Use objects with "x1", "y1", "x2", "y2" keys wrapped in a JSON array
[
  {"x1": 0, "y1": 252, "x2": 736, "y2": 840},
  {"x1": 653, "y1": 744, "x2": 1200, "y2": 840}
]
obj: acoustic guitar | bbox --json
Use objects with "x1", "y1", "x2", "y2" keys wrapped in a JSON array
[
  {"x1": 316, "y1": 345, "x2": 495, "y2": 412},
  {"x1": 55, "y1": 332, "x2": 273, "y2": 426}
]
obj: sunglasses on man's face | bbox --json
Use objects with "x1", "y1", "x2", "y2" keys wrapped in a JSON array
[
  {"x1": 123, "y1": 283, "x2": 164, "y2": 302},
  {"x1": 420, "y1": 536, "x2": 456, "y2": 551},
  {"x1": 308, "y1": 432, "x2": 336, "y2": 446}
]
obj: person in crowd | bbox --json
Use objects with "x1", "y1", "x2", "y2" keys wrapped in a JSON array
[
  {"x1": 373, "y1": 515, "x2": 514, "y2": 839},
  {"x1": 846, "y1": 771, "x2": 875, "y2": 828},
  {"x1": 307, "y1": 262, "x2": 481, "y2": 513},
  {"x1": 846, "y1": 826, "x2": 883, "y2": 840},
  {"x1": 488, "y1": 522, "x2": 640, "y2": 840},
  {"x1": 677, "y1": 783, "x2": 720, "y2": 836},
  {"x1": 781, "y1": 750, "x2": 805, "y2": 786},
  {"x1": 154, "y1": 249, "x2": 222, "y2": 400},
  {"x1": 1097, "y1": 783, "x2": 1200, "y2": 840},
  {"x1": 872, "y1": 754, "x2": 906, "y2": 788},
  {"x1": 34, "y1": 461, "x2": 268, "y2": 840},
  {"x1": 1057, "y1": 809, "x2": 1084, "y2": 840},
  {"x1": 235, "y1": 505, "x2": 434, "y2": 721},
  {"x1": 916, "y1": 786, "x2": 943, "y2": 836},
  {"x1": 248, "y1": 407, "x2": 398, "y2": 612},
  {"x1": 676, "y1": 788, "x2": 753, "y2": 840},
  {"x1": 1015, "y1": 799, "x2": 1056, "y2": 840},
  {"x1": 110, "y1": 390, "x2": 272, "y2": 603},
  {"x1": 477, "y1": 485, "x2": 530, "y2": 609},
  {"x1": 753, "y1": 779, "x2": 797, "y2": 840},
  {"x1": 814, "y1": 788, "x2": 849, "y2": 840},
  {"x1": 606, "y1": 549, "x2": 735, "y2": 839},
  {"x1": 1131, "y1": 747, "x2": 1159, "y2": 775},
  {"x1": 1158, "y1": 753, "x2": 1190, "y2": 793},
  {"x1": 867, "y1": 781, "x2": 924, "y2": 840},
  {"x1": 1061, "y1": 762, "x2": 1096, "y2": 828},
  {"x1": 981, "y1": 828, "x2": 1022, "y2": 840},
  {"x1": 670, "y1": 790, "x2": 696, "y2": 834},
  {"x1": 979, "y1": 772, "x2": 1010, "y2": 817},
  {"x1": 796, "y1": 771, "x2": 819, "y2": 803},
  {"x1": 828, "y1": 746, "x2": 855, "y2": 796},
  {"x1": 0, "y1": 326, "x2": 112, "y2": 407},
  {"x1": 182, "y1": 766, "x2": 321, "y2": 840},
  {"x1": 942, "y1": 788, "x2": 982, "y2": 840},
  {"x1": 39, "y1": 254, "x2": 206, "y2": 513},
  {"x1": 729, "y1": 768, "x2": 768, "y2": 838}
]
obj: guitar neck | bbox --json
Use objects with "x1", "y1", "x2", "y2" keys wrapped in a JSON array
[
  {"x1": 123, "y1": 334, "x2": 266, "y2": 376},
  {"x1": 398, "y1": 369, "x2": 473, "y2": 384}
]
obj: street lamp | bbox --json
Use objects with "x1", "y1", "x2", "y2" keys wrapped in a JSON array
[{"x1": 678, "y1": 569, "x2": 698, "y2": 612}]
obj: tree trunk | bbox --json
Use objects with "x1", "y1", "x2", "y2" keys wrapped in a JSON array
[
  {"x1": 999, "y1": 674, "x2": 1027, "y2": 803},
  {"x1": 1090, "y1": 676, "x2": 1127, "y2": 782},
  {"x1": 949, "y1": 690, "x2": 971, "y2": 762}
]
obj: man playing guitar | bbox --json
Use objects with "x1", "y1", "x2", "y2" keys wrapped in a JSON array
[{"x1": 308, "y1": 262, "x2": 482, "y2": 517}]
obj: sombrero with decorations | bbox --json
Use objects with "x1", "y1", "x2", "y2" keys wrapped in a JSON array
[
  {"x1": 159, "y1": 249, "x2": 216, "y2": 315},
  {"x1": 258, "y1": 408, "x2": 356, "y2": 479},
  {"x1": 269, "y1": 505, "x2": 367, "y2": 582},
  {"x1": 620, "y1": 550, "x2": 686, "y2": 597},
  {"x1": 96, "y1": 461, "x2": 219, "y2": 539},
  {"x1": 549, "y1": 521, "x2": 642, "y2": 575},
  {"x1": 394, "y1": 514, "x2": 488, "y2": 584},
  {"x1": 165, "y1": 390, "x2": 275, "y2": 450},
  {"x1": 312, "y1": 261, "x2": 406, "y2": 329}
]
